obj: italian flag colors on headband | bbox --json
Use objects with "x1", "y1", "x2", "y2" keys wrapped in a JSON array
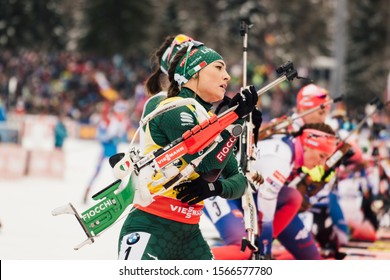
[
  {"x1": 160, "y1": 34, "x2": 202, "y2": 75},
  {"x1": 174, "y1": 44, "x2": 223, "y2": 87}
]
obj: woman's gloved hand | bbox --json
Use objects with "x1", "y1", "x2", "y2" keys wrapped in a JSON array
[
  {"x1": 174, "y1": 177, "x2": 223, "y2": 205},
  {"x1": 301, "y1": 165, "x2": 335, "y2": 182},
  {"x1": 229, "y1": 85, "x2": 258, "y2": 119}
]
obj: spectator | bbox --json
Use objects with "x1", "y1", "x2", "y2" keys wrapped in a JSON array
[{"x1": 54, "y1": 113, "x2": 68, "y2": 149}]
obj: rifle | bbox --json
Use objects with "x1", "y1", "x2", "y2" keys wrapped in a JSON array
[
  {"x1": 324, "y1": 98, "x2": 389, "y2": 177},
  {"x1": 258, "y1": 96, "x2": 344, "y2": 140},
  {"x1": 52, "y1": 60, "x2": 301, "y2": 250},
  {"x1": 52, "y1": 98, "x2": 238, "y2": 249},
  {"x1": 111, "y1": 62, "x2": 299, "y2": 182},
  {"x1": 292, "y1": 97, "x2": 390, "y2": 211}
]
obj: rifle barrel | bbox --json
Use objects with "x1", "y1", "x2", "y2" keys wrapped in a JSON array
[{"x1": 256, "y1": 76, "x2": 287, "y2": 96}]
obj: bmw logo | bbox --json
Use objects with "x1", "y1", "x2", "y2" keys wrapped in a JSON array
[{"x1": 127, "y1": 233, "x2": 140, "y2": 245}]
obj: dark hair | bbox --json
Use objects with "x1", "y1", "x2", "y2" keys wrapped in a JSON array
[
  {"x1": 167, "y1": 46, "x2": 189, "y2": 98},
  {"x1": 292, "y1": 122, "x2": 335, "y2": 138},
  {"x1": 144, "y1": 35, "x2": 175, "y2": 96}
]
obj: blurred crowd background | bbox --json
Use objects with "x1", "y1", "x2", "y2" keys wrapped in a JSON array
[
  {"x1": 1, "y1": 1, "x2": 390, "y2": 263},
  {"x1": 0, "y1": 0, "x2": 389, "y2": 166}
]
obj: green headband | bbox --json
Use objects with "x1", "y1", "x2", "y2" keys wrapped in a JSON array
[
  {"x1": 174, "y1": 44, "x2": 223, "y2": 87},
  {"x1": 160, "y1": 34, "x2": 201, "y2": 75}
]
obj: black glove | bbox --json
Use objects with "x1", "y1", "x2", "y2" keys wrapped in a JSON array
[
  {"x1": 214, "y1": 95, "x2": 231, "y2": 115},
  {"x1": 174, "y1": 177, "x2": 223, "y2": 205},
  {"x1": 252, "y1": 108, "x2": 263, "y2": 144},
  {"x1": 229, "y1": 85, "x2": 258, "y2": 118}
]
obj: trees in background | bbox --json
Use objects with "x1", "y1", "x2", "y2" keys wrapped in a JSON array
[
  {"x1": 345, "y1": 0, "x2": 390, "y2": 111},
  {"x1": 1, "y1": 0, "x2": 389, "y2": 113},
  {"x1": 0, "y1": 0, "x2": 68, "y2": 50}
]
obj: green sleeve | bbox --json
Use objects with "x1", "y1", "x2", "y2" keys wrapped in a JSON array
[{"x1": 219, "y1": 155, "x2": 247, "y2": 199}]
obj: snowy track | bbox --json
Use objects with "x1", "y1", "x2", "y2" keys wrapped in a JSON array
[
  {"x1": 1, "y1": 138, "x2": 389, "y2": 260},
  {"x1": 0, "y1": 138, "x2": 217, "y2": 259}
]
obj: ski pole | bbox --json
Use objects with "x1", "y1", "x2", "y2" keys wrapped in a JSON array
[{"x1": 239, "y1": 19, "x2": 261, "y2": 260}]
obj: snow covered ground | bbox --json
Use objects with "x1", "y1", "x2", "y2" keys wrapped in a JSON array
[
  {"x1": 2, "y1": 137, "x2": 389, "y2": 261},
  {"x1": 0, "y1": 137, "x2": 219, "y2": 260}
]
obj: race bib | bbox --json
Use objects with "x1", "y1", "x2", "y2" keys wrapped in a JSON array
[
  {"x1": 118, "y1": 232, "x2": 151, "y2": 260},
  {"x1": 204, "y1": 196, "x2": 231, "y2": 223}
]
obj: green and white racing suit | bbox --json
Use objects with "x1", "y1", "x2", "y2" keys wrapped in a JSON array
[{"x1": 118, "y1": 88, "x2": 247, "y2": 260}]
